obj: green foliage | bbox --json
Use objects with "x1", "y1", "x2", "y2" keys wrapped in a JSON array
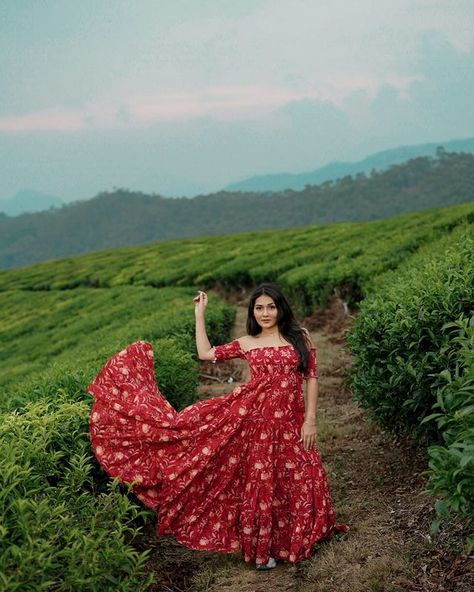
[
  {"x1": 0, "y1": 286, "x2": 235, "y2": 411},
  {"x1": 0, "y1": 395, "x2": 154, "y2": 591},
  {"x1": 1, "y1": 202, "x2": 473, "y2": 315},
  {"x1": 0, "y1": 281, "x2": 234, "y2": 590},
  {"x1": 347, "y1": 230, "x2": 474, "y2": 545},
  {"x1": 1, "y1": 201, "x2": 473, "y2": 585},
  {"x1": 421, "y1": 315, "x2": 474, "y2": 540},
  {"x1": 348, "y1": 230, "x2": 474, "y2": 441}
]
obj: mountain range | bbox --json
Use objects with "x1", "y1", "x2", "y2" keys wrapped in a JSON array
[
  {"x1": 0, "y1": 149, "x2": 473, "y2": 270},
  {"x1": 225, "y1": 137, "x2": 474, "y2": 192},
  {"x1": 2, "y1": 137, "x2": 474, "y2": 217},
  {"x1": 0, "y1": 189, "x2": 63, "y2": 216}
]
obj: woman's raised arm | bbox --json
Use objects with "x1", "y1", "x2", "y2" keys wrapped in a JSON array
[{"x1": 194, "y1": 291, "x2": 216, "y2": 361}]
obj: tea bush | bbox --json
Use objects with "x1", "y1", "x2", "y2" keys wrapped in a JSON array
[
  {"x1": 0, "y1": 286, "x2": 235, "y2": 410},
  {"x1": 4, "y1": 338, "x2": 198, "y2": 415},
  {"x1": 0, "y1": 288, "x2": 234, "y2": 590},
  {"x1": 0, "y1": 395, "x2": 154, "y2": 591},
  {"x1": 1, "y1": 203, "x2": 473, "y2": 314},
  {"x1": 348, "y1": 230, "x2": 474, "y2": 441},
  {"x1": 347, "y1": 230, "x2": 474, "y2": 541},
  {"x1": 421, "y1": 314, "x2": 474, "y2": 542}
]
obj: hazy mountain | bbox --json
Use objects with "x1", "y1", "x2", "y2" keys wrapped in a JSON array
[
  {"x1": 0, "y1": 189, "x2": 64, "y2": 216},
  {"x1": 225, "y1": 137, "x2": 474, "y2": 192},
  {"x1": 0, "y1": 150, "x2": 473, "y2": 270}
]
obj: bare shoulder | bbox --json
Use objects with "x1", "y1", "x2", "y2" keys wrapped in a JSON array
[
  {"x1": 301, "y1": 327, "x2": 316, "y2": 349},
  {"x1": 236, "y1": 335, "x2": 257, "y2": 351},
  {"x1": 235, "y1": 335, "x2": 250, "y2": 347}
]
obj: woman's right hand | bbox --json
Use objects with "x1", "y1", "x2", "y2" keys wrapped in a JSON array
[
  {"x1": 193, "y1": 290, "x2": 208, "y2": 316},
  {"x1": 194, "y1": 291, "x2": 214, "y2": 360}
]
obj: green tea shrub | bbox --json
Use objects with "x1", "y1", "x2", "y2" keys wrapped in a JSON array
[
  {"x1": 152, "y1": 338, "x2": 198, "y2": 410},
  {"x1": 4, "y1": 367, "x2": 91, "y2": 413},
  {"x1": 421, "y1": 314, "x2": 474, "y2": 542},
  {"x1": 1, "y1": 203, "x2": 473, "y2": 309},
  {"x1": 347, "y1": 230, "x2": 474, "y2": 441},
  {"x1": 0, "y1": 290, "x2": 235, "y2": 589},
  {"x1": 0, "y1": 286, "x2": 235, "y2": 410},
  {"x1": 203, "y1": 295, "x2": 236, "y2": 344},
  {"x1": 5, "y1": 338, "x2": 199, "y2": 415},
  {"x1": 0, "y1": 397, "x2": 153, "y2": 591}
]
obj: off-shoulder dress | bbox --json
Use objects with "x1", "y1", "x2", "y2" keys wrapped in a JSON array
[{"x1": 88, "y1": 338, "x2": 349, "y2": 565}]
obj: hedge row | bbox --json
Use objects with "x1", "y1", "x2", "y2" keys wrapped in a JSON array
[
  {"x1": 0, "y1": 394, "x2": 153, "y2": 591},
  {"x1": 0, "y1": 288, "x2": 234, "y2": 590},
  {"x1": 0, "y1": 286, "x2": 235, "y2": 411},
  {"x1": 0, "y1": 202, "x2": 472, "y2": 314},
  {"x1": 347, "y1": 230, "x2": 474, "y2": 537},
  {"x1": 422, "y1": 314, "x2": 474, "y2": 541},
  {"x1": 348, "y1": 229, "x2": 474, "y2": 439}
]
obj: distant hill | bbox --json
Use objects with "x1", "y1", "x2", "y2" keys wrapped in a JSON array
[
  {"x1": 0, "y1": 149, "x2": 473, "y2": 270},
  {"x1": 0, "y1": 189, "x2": 64, "y2": 216},
  {"x1": 225, "y1": 137, "x2": 474, "y2": 192}
]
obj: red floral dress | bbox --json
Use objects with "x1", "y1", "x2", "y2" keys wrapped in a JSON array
[{"x1": 88, "y1": 339, "x2": 349, "y2": 565}]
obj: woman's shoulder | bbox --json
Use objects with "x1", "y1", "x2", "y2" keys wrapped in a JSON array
[
  {"x1": 235, "y1": 335, "x2": 267, "y2": 352},
  {"x1": 235, "y1": 335, "x2": 251, "y2": 348}
]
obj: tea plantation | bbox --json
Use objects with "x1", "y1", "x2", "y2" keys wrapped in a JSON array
[
  {"x1": 0, "y1": 288, "x2": 234, "y2": 591},
  {"x1": 348, "y1": 229, "x2": 474, "y2": 537},
  {"x1": 0, "y1": 201, "x2": 472, "y2": 589},
  {"x1": 1, "y1": 201, "x2": 473, "y2": 312}
]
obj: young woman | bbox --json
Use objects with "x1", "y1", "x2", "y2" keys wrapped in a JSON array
[{"x1": 88, "y1": 283, "x2": 348, "y2": 571}]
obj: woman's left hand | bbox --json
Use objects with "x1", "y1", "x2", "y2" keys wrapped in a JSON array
[{"x1": 301, "y1": 420, "x2": 317, "y2": 450}]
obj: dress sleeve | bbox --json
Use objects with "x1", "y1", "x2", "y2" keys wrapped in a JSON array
[
  {"x1": 213, "y1": 339, "x2": 245, "y2": 362},
  {"x1": 304, "y1": 347, "x2": 319, "y2": 379}
]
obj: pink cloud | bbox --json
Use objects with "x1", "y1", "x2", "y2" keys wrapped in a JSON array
[
  {"x1": 0, "y1": 107, "x2": 86, "y2": 133},
  {"x1": 0, "y1": 80, "x2": 415, "y2": 133},
  {"x1": 130, "y1": 86, "x2": 312, "y2": 122},
  {"x1": 0, "y1": 86, "x2": 321, "y2": 133}
]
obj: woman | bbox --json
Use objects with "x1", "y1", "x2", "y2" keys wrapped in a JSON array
[{"x1": 88, "y1": 282, "x2": 348, "y2": 570}]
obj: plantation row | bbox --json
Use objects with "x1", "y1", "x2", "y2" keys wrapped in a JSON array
[
  {"x1": 349, "y1": 232, "x2": 474, "y2": 538},
  {"x1": 1, "y1": 394, "x2": 153, "y2": 591},
  {"x1": 1, "y1": 288, "x2": 234, "y2": 590},
  {"x1": 0, "y1": 286, "x2": 233, "y2": 410},
  {"x1": 1, "y1": 202, "x2": 473, "y2": 313}
]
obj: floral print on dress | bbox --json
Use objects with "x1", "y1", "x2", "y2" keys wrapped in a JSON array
[{"x1": 88, "y1": 339, "x2": 349, "y2": 565}]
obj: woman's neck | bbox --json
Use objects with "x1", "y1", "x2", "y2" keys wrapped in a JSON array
[{"x1": 259, "y1": 329, "x2": 279, "y2": 338}]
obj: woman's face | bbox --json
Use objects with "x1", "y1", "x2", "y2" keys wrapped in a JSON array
[{"x1": 253, "y1": 294, "x2": 278, "y2": 331}]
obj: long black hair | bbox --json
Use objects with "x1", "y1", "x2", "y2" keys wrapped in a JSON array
[{"x1": 246, "y1": 282, "x2": 310, "y2": 374}]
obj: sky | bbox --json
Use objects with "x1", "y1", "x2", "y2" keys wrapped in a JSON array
[{"x1": 1, "y1": 0, "x2": 474, "y2": 201}]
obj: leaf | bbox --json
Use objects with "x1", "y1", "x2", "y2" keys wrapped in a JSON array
[
  {"x1": 430, "y1": 519, "x2": 441, "y2": 536},
  {"x1": 435, "y1": 499, "x2": 449, "y2": 516}
]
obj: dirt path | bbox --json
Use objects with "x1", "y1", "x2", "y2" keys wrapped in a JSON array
[{"x1": 140, "y1": 298, "x2": 473, "y2": 592}]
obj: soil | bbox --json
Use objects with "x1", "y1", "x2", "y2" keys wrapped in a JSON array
[{"x1": 135, "y1": 296, "x2": 473, "y2": 592}]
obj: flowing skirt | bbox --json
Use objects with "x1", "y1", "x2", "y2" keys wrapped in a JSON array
[{"x1": 88, "y1": 340, "x2": 349, "y2": 564}]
